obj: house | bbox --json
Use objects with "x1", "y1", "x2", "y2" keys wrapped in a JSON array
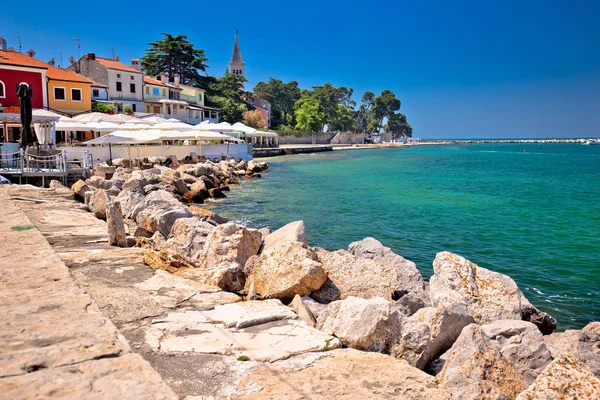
[
  {"x1": 45, "y1": 64, "x2": 93, "y2": 114},
  {"x1": 0, "y1": 49, "x2": 48, "y2": 111},
  {"x1": 143, "y1": 74, "x2": 185, "y2": 120},
  {"x1": 244, "y1": 96, "x2": 271, "y2": 129},
  {"x1": 177, "y1": 82, "x2": 219, "y2": 124},
  {"x1": 67, "y1": 53, "x2": 144, "y2": 112}
]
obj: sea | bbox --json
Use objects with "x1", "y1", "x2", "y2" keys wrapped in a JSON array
[{"x1": 211, "y1": 143, "x2": 600, "y2": 330}]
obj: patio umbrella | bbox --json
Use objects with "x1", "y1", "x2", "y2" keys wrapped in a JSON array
[
  {"x1": 232, "y1": 122, "x2": 257, "y2": 134},
  {"x1": 149, "y1": 122, "x2": 194, "y2": 131},
  {"x1": 85, "y1": 121, "x2": 120, "y2": 132},
  {"x1": 83, "y1": 134, "x2": 131, "y2": 164},
  {"x1": 16, "y1": 82, "x2": 34, "y2": 148}
]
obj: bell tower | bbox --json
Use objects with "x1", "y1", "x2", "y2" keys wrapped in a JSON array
[{"x1": 228, "y1": 29, "x2": 245, "y2": 89}]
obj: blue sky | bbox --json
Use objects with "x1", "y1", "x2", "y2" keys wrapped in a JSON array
[{"x1": 2, "y1": 0, "x2": 599, "y2": 138}]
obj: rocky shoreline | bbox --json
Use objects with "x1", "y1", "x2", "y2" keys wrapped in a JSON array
[{"x1": 44, "y1": 157, "x2": 600, "y2": 399}]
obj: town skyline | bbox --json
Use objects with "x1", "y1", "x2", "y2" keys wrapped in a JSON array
[{"x1": 2, "y1": 0, "x2": 600, "y2": 138}]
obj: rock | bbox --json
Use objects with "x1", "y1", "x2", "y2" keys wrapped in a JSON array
[
  {"x1": 258, "y1": 227, "x2": 270, "y2": 241},
  {"x1": 130, "y1": 190, "x2": 180, "y2": 220},
  {"x1": 178, "y1": 223, "x2": 262, "y2": 292},
  {"x1": 317, "y1": 296, "x2": 403, "y2": 353},
  {"x1": 49, "y1": 179, "x2": 69, "y2": 190},
  {"x1": 393, "y1": 291, "x2": 429, "y2": 316},
  {"x1": 200, "y1": 175, "x2": 216, "y2": 190},
  {"x1": 89, "y1": 189, "x2": 111, "y2": 220},
  {"x1": 71, "y1": 179, "x2": 91, "y2": 200},
  {"x1": 520, "y1": 298, "x2": 557, "y2": 335},
  {"x1": 311, "y1": 249, "x2": 398, "y2": 302},
  {"x1": 430, "y1": 252, "x2": 556, "y2": 333},
  {"x1": 203, "y1": 299, "x2": 298, "y2": 329},
  {"x1": 302, "y1": 296, "x2": 330, "y2": 321},
  {"x1": 247, "y1": 160, "x2": 263, "y2": 173},
  {"x1": 261, "y1": 221, "x2": 308, "y2": 254},
  {"x1": 106, "y1": 201, "x2": 127, "y2": 247},
  {"x1": 167, "y1": 217, "x2": 216, "y2": 265},
  {"x1": 481, "y1": 320, "x2": 553, "y2": 384},
  {"x1": 236, "y1": 160, "x2": 247, "y2": 170},
  {"x1": 85, "y1": 175, "x2": 112, "y2": 189},
  {"x1": 544, "y1": 324, "x2": 600, "y2": 377},
  {"x1": 289, "y1": 294, "x2": 317, "y2": 327},
  {"x1": 173, "y1": 178, "x2": 189, "y2": 195},
  {"x1": 114, "y1": 182, "x2": 145, "y2": 219},
  {"x1": 245, "y1": 242, "x2": 327, "y2": 302},
  {"x1": 208, "y1": 187, "x2": 226, "y2": 198},
  {"x1": 136, "y1": 205, "x2": 193, "y2": 238},
  {"x1": 516, "y1": 353, "x2": 600, "y2": 400},
  {"x1": 179, "y1": 172, "x2": 197, "y2": 184},
  {"x1": 348, "y1": 237, "x2": 425, "y2": 296},
  {"x1": 391, "y1": 305, "x2": 474, "y2": 369},
  {"x1": 583, "y1": 322, "x2": 600, "y2": 343},
  {"x1": 437, "y1": 324, "x2": 528, "y2": 400},
  {"x1": 189, "y1": 205, "x2": 228, "y2": 224},
  {"x1": 106, "y1": 185, "x2": 121, "y2": 196}
]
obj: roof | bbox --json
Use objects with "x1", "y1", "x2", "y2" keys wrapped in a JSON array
[
  {"x1": 190, "y1": 103, "x2": 220, "y2": 111},
  {"x1": 94, "y1": 57, "x2": 142, "y2": 73},
  {"x1": 0, "y1": 49, "x2": 92, "y2": 84},
  {"x1": 143, "y1": 76, "x2": 172, "y2": 88},
  {"x1": 0, "y1": 50, "x2": 47, "y2": 69},
  {"x1": 178, "y1": 83, "x2": 206, "y2": 92},
  {"x1": 230, "y1": 31, "x2": 244, "y2": 65},
  {"x1": 89, "y1": 79, "x2": 107, "y2": 88}
]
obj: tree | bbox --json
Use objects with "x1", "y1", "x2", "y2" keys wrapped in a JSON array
[
  {"x1": 209, "y1": 70, "x2": 248, "y2": 123},
  {"x1": 385, "y1": 113, "x2": 413, "y2": 138},
  {"x1": 243, "y1": 109, "x2": 266, "y2": 129},
  {"x1": 312, "y1": 83, "x2": 357, "y2": 131},
  {"x1": 328, "y1": 104, "x2": 356, "y2": 132},
  {"x1": 141, "y1": 33, "x2": 210, "y2": 89},
  {"x1": 294, "y1": 95, "x2": 325, "y2": 132},
  {"x1": 253, "y1": 79, "x2": 300, "y2": 128},
  {"x1": 372, "y1": 90, "x2": 401, "y2": 131},
  {"x1": 356, "y1": 91, "x2": 375, "y2": 133}
]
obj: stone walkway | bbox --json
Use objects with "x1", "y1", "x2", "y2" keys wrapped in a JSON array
[
  {"x1": 0, "y1": 187, "x2": 177, "y2": 399},
  {"x1": 2, "y1": 185, "x2": 451, "y2": 399}
]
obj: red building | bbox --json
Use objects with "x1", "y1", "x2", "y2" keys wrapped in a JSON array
[{"x1": 0, "y1": 50, "x2": 48, "y2": 110}]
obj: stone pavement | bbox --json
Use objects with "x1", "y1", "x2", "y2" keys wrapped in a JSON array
[
  {"x1": 0, "y1": 187, "x2": 177, "y2": 399},
  {"x1": 2, "y1": 185, "x2": 451, "y2": 399}
]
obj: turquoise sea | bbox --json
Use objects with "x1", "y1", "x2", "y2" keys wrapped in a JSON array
[{"x1": 212, "y1": 144, "x2": 600, "y2": 330}]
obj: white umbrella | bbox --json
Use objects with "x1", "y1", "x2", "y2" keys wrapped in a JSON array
[
  {"x1": 102, "y1": 130, "x2": 162, "y2": 143},
  {"x1": 149, "y1": 122, "x2": 194, "y2": 131},
  {"x1": 117, "y1": 122, "x2": 148, "y2": 130},
  {"x1": 85, "y1": 121, "x2": 120, "y2": 132},
  {"x1": 192, "y1": 122, "x2": 236, "y2": 132},
  {"x1": 55, "y1": 121, "x2": 90, "y2": 131},
  {"x1": 139, "y1": 115, "x2": 171, "y2": 124},
  {"x1": 73, "y1": 112, "x2": 109, "y2": 123},
  {"x1": 232, "y1": 122, "x2": 257, "y2": 134},
  {"x1": 193, "y1": 131, "x2": 235, "y2": 140}
]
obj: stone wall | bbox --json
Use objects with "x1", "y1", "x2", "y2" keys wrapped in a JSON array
[{"x1": 276, "y1": 132, "x2": 336, "y2": 145}]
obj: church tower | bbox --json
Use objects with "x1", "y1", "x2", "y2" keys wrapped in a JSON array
[{"x1": 228, "y1": 29, "x2": 245, "y2": 89}]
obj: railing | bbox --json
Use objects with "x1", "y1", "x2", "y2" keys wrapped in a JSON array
[{"x1": 0, "y1": 148, "x2": 92, "y2": 175}]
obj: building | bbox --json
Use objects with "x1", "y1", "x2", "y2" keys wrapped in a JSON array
[
  {"x1": 46, "y1": 64, "x2": 93, "y2": 114},
  {"x1": 67, "y1": 53, "x2": 144, "y2": 112},
  {"x1": 228, "y1": 30, "x2": 245, "y2": 89},
  {"x1": 0, "y1": 49, "x2": 48, "y2": 111},
  {"x1": 177, "y1": 83, "x2": 219, "y2": 124},
  {"x1": 244, "y1": 96, "x2": 271, "y2": 129},
  {"x1": 143, "y1": 74, "x2": 186, "y2": 120}
]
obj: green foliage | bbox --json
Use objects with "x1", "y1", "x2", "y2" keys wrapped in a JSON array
[
  {"x1": 328, "y1": 104, "x2": 356, "y2": 132},
  {"x1": 321, "y1": 339, "x2": 332, "y2": 352},
  {"x1": 10, "y1": 225, "x2": 36, "y2": 231},
  {"x1": 294, "y1": 95, "x2": 325, "y2": 132},
  {"x1": 208, "y1": 71, "x2": 248, "y2": 123},
  {"x1": 372, "y1": 90, "x2": 401, "y2": 130},
  {"x1": 385, "y1": 112, "x2": 413, "y2": 138},
  {"x1": 237, "y1": 355, "x2": 250, "y2": 362},
  {"x1": 92, "y1": 102, "x2": 115, "y2": 113},
  {"x1": 253, "y1": 79, "x2": 301, "y2": 128},
  {"x1": 122, "y1": 106, "x2": 133, "y2": 115},
  {"x1": 141, "y1": 33, "x2": 210, "y2": 89}
]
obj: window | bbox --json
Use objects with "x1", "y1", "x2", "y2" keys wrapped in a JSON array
[
  {"x1": 152, "y1": 88, "x2": 159, "y2": 96},
  {"x1": 145, "y1": 86, "x2": 149, "y2": 94},
  {"x1": 92, "y1": 89, "x2": 99, "y2": 97},
  {"x1": 0, "y1": 80, "x2": 5, "y2": 98},
  {"x1": 130, "y1": 75, "x2": 134, "y2": 80},
  {"x1": 130, "y1": 83, "x2": 136, "y2": 93},
  {"x1": 116, "y1": 82, "x2": 122, "y2": 92},
  {"x1": 117, "y1": 73, "x2": 121, "y2": 78},
  {"x1": 71, "y1": 88, "x2": 82, "y2": 102},
  {"x1": 54, "y1": 87, "x2": 66, "y2": 101},
  {"x1": 132, "y1": 104, "x2": 137, "y2": 112},
  {"x1": 162, "y1": 89, "x2": 166, "y2": 96}
]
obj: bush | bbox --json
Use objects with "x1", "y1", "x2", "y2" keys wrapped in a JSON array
[
  {"x1": 92, "y1": 102, "x2": 115, "y2": 113},
  {"x1": 123, "y1": 106, "x2": 133, "y2": 115},
  {"x1": 243, "y1": 109, "x2": 266, "y2": 130}
]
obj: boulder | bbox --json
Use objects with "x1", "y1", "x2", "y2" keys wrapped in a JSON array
[
  {"x1": 178, "y1": 223, "x2": 262, "y2": 292},
  {"x1": 130, "y1": 190, "x2": 180, "y2": 220},
  {"x1": 167, "y1": 217, "x2": 216, "y2": 265},
  {"x1": 89, "y1": 189, "x2": 111, "y2": 220},
  {"x1": 481, "y1": 320, "x2": 553, "y2": 384},
  {"x1": 85, "y1": 175, "x2": 112, "y2": 190},
  {"x1": 317, "y1": 296, "x2": 403, "y2": 353},
  {"x1": 437, "y1": 324, "x2": 528, "y2": 400},
  {"x1": 393, "y1": 292, "x2": 429, "y2": 316},
  {"x1": 516, "y1": 353, "x2": 600, "y2": 400},
  {"x1": 245, "y1": 242, "x2": 327, "y2": 302},
  {"x1": 200, "y1": 175, "x2": 217, "y2": 190},
  {"x1": 520, "y1": 298, "x2": 557, "y2": 335},
  {"x1": 236, "y1": 160, "x2": 247, "y2": 171},
  {"x1": 430, "y1": 252, "x2": 556, "y2": 333},
  {"x1": 203, "y1": 299, "x2": 297, "y2": 329},
  {"x1": 71, "y1": 179, "x2": 91, "y2": 200},
  {"x1": 173, "y1": 178, "x2": 189, "y2": 195},
  {"x1": 261, "y1": 221, "x2": 308, "y2": 254},
  {"x1": 544, "y1": 323, "x2": 600, "y2": 377},
  {"x1": 391, "y1": 305, "x2": 474, "y2": 369},
  {"x1": 311, "y1": 249, "x2": 398, "y2": 302},
  {"x1": 289, "y1": 294, "x2": 317, "y2": 327},
  {"x1": 189, "y1": 205, "x2": 228, "y2": 224},
  {"x1": 302, "y1": 296, "x2": 330, "y2": 321},
  {"x1": 106, "y1": 201, "x2": 127, "y2": 247},
  {"x1": 114, "y1": 180, "x2": 145, "y2": 219},
  {"x1": 208, "y1": 187, "x2": 226, "y2": 198},
  {"x1": 136, "y1": 205, "x2": 193, "y2": 238},
  {"x1": 348, "y1": 237, "x2": 425, "y2": 296}
]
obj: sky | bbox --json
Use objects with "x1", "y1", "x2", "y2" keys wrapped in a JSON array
[{"x1": 1, "y1": 0, "x2": 599, "y2": 138}]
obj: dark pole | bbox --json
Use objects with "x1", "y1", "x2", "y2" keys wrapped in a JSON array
[{"x1": 108, "y1": 142, "x2": 113, "y2": 165}]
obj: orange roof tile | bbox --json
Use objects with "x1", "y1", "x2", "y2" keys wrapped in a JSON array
[
  {"x1": 46, "y1": 65, "x2": 93, "y2": 84},
  {"x1": 0, "y1": 50, "x2": 47, "y2": 69},
  {"x1": 143, "y1": 76, "x2": 171, "y2": 87},
  {"x1": 94, "y1": 57, "x2": 141, "y2": 73}
]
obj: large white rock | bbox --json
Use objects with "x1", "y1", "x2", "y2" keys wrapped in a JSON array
[
  {"x1": 130, "y1": 190, "x2": 181, "y2": 220},
  {"x1": 203, "y1": 299, "x2": 297, "y2": 329},
  {"x1": 106, "y1": 200, "x2": 127, "y2": 247},
  {"x1": 178, "y1": 223, "x2": 262, "y2": 292},
  {"x1": 348, "y1": 237, "x2": 425, "y2": 296},
  {"x1": 312, "y1": 249, "x2": 398, "y2": 302},
  {"x1": 136, "y1": 205, "x2": 193, "y2": 238},
  {"x1": 430, "y1": 252, "x2": 556, "y2": 333},
  {"x1": 317, "y1": 296, "x2": 403, "y2": 353},
  {"x1": 289, "y1": 294, "x2": 317, "y2": 327},
  {"x1": 245, "y1": 242, "x2": 327, "y2": 302},
  {"x1": 167, "y1": 217, "x2": 216, "y2": 265},
  {"x1": 543, "y1": 322, "x2": 600, "y2": 377},
  {"x1": 437, "y1": 324, "x2": 528, "y2": 400},
  {"x1": 261, "y1": 221, "x2": 308, "y2": 254},
  {"x1": 88, "y1": 188, "x2": 111, "y2": 220},
  {"x1": 516, "y1": 353, "x2": 600, "y2": 400}
]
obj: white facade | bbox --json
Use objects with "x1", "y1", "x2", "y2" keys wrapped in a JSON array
[{"x1": 107, "y1": 69, "x2": 144, "y2": 112}]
